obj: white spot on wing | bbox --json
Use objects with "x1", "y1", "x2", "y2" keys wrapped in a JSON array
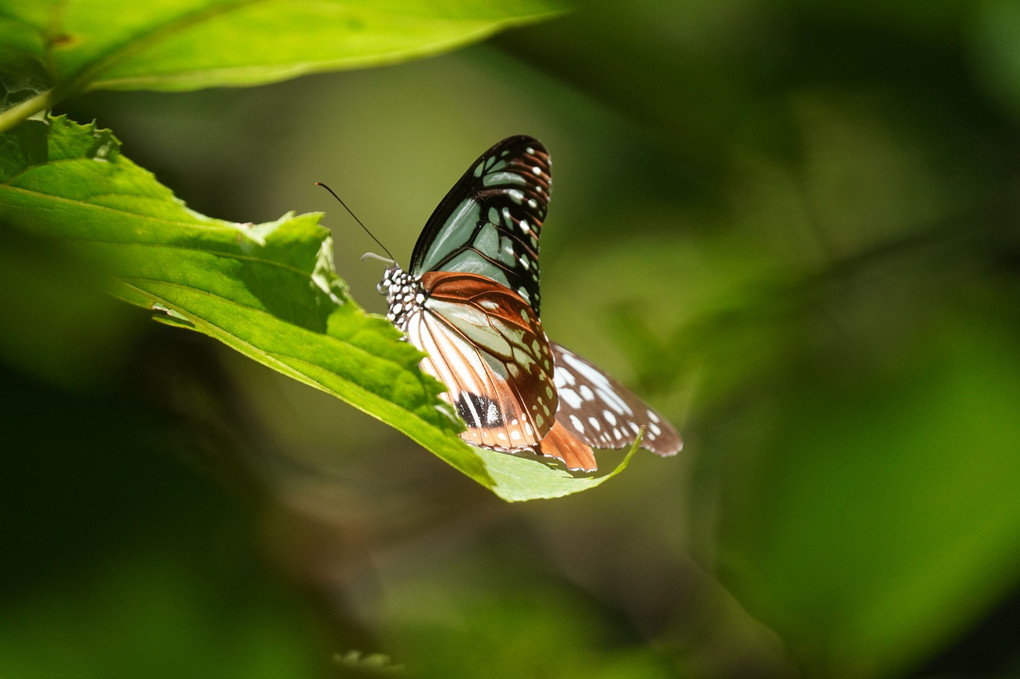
[
  {"x1": 559, "y1": 388, "x2": 581, "y2": 409},
  {"x1": 599, "y1": 386, "x2": 632, "y2": 415},
  {"x1": 558, "y1": 350, "x2": 633, "y2": 414}
]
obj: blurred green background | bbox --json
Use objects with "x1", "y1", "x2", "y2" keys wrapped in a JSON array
[{"x1": 4, "y1": 1, "x2": 1020, "y2": 677}]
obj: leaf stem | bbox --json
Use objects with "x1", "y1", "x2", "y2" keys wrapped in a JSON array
[{"x1": 0, "y1": 89, "x2": 55, "y2": 134}]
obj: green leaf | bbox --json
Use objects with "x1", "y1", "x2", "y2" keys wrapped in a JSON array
[
  {"x1": 0, "y1": 114, "x2": 632, "y2": 502},
  {"x1": 0, "y1": 0, "x2": 563, "y2": 130}
]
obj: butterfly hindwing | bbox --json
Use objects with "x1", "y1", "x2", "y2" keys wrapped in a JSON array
[
  {"x1": 410, "y1": 136, "x2": 551, "y2": 315},
  {"x1": 550, "y1": 343, "x2": 682, "y2": 457}
]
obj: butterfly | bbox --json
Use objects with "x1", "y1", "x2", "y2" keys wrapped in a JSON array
[{"x1": 379, "y1": 136, "x2": 681, "y2": 471}]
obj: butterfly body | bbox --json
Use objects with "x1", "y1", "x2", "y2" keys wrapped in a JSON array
[
  {"x1": 379, "y1": 136, "x2": 681, "y2": 471},
  {"x1": 382, "y1": 267, "x2": 556, "y2": 450}
]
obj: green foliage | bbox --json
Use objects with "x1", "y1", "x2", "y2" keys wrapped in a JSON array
[
  {"x1": 0, "y1": 113, "x2": 634, "y2": 501},
  {"x1": 717, "y1": 313, "x2": 1020, "y2": 677},
  {"x1": 0, "y1": 0, "x2": 562, "y2": 129},
  {"x1": 0, "y1": 0, "x2": 629, "y2": 503},
  {"x1": 4, "y1": 1, "x2": 1020, "y2": 678}
]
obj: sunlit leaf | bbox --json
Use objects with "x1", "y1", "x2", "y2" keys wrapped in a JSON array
[
  {"x1": 0, "y1": 0, "x2": 563, "y2": 130},
  {"x1": 0, "y1": 114, "x2": 631, "y2": 501}
]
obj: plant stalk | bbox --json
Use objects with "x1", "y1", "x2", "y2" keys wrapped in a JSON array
[{"x1": 0, "y1": 89, "x2": 55, "y2": 134}]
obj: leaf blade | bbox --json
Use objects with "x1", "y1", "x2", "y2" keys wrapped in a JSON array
[
  {"x1": 0, "y1": 114, "x2": 634, "y2": 502},
  {"x1": 0, "y1": 0, "x2": 563, "y2": 95}
]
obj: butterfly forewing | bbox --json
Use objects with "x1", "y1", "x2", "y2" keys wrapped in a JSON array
[
  {"x1": 550, "y1": 343, "x2": 682, "y2": 457},
  {"x1": 410, "y1": 136, "x2": 551, "y2": 315},
  {"x1": 404, "y1": 271, "x2": 558, "y2": 449}
]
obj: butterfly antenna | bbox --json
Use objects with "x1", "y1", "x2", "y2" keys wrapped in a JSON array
[{"x1": 315, "y1": 182, "x2": 395, "y2": 261}]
